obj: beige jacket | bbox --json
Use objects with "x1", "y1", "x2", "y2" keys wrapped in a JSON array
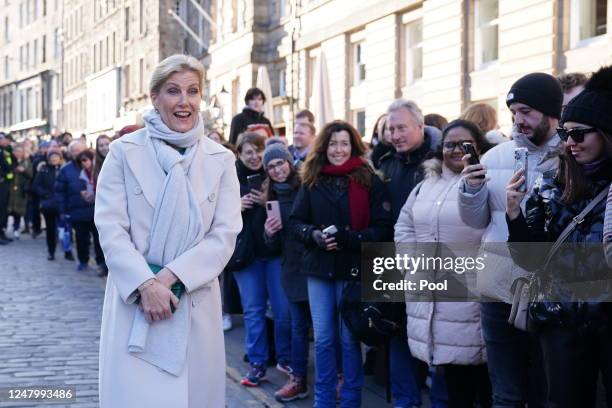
[
  {"x1": 95, "y1": 129, "x2": 242, "y2": 408},
  {"x1": 395, "y1": 159, "x2": 486, "y2": 366}
]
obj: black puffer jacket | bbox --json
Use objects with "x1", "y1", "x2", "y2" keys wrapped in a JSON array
[
  {"x1": 264, "y1": 178, "x2": 308, "y2": 302},
  {"x1": 290, "y1": 168, "x2": 393, "y2": 281},
  {"x1": 507, "y1": 168, "x2": 612, "y2": 333}
]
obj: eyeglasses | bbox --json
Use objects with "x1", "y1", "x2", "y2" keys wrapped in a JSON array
[
  {"x1": 557, "y1": 127, "x2": 597, "y2": 143},
  {"x1": 80, "y1": 158, "x2": 90, "y2": 163},
  {"x1": 443, "y1": 140, "x2": 475, "y2": 151},
  {"x1": 267, "y1": 161, "x2": 288, "y2": 172}
]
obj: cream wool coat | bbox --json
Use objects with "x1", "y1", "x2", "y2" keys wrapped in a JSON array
[
  {"x1": 395, "y1": 159, "x2": 486, "y2": 366},
  {"x1": 94, "y1": 129, "x2": 242, "y2": 408}
]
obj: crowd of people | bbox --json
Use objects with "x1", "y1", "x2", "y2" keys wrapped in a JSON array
[
  {"x1": 220, "y1": 68, "x2": 612, "y2": 408},
  {"x1": 0, "y1": 127, "x2": 138, "y2": 275},
  {"x1": 1, "y1": 55, "x2": 611, "y2": 408}
]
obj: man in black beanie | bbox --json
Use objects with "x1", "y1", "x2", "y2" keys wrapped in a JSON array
[{"x1": 457, "y1": 72, "x2": 565, "y2": 407}]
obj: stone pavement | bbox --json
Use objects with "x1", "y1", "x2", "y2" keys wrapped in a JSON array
[{"x1": 0, "y1": 235, "x2": 398, "y2": 408}]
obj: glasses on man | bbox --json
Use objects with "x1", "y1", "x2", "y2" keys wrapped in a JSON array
[
  {"x1": 557, "y1": 127, "x2": 597, "y2": 143},
  {"x1": 442, "y1": 140, "x2": 475, "y2": 151}
]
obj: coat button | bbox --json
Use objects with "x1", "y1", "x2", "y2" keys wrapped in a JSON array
[
  {"x1": 350, "y1": 267, "x2": 359, "y2": 277},
  {"x1": 134, "y1": 185, "x2": 142, "y2": 195},
  {"x1": 207, "y1": 192, "x2": 216, "y2": 202}
]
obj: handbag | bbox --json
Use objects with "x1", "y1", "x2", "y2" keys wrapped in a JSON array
[
  {"x1": 339, "y1": 280, "x2": 406, "y2": 347},
  {"x1": 508, "y1": 187, "x2": 609, "y2": 331}
]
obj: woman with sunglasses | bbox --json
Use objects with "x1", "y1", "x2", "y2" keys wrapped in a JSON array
[
  {"x1": 506, "y1": 65, "x2": 612, "y2": 408},
  {"x1": 395, "y1": 119, "x2": 493, "y2": 408}
]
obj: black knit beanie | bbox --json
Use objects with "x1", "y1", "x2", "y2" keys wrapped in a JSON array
[
  {"x1": 506, "y1": 72, "x2": 563, "y2": 119},
  {"x1": 561, "y1": 65, "x2": 612, "y2": 134}
]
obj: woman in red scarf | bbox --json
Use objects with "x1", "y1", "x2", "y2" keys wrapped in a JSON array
[{"x1": 291, "y1": 120, "x2": 393, "y2": 407}]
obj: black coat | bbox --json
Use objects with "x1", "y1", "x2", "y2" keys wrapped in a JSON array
[
  {"x1": 507, "y1": 168, "x2": 612, "y2": 333},
  {"x1": 32, "y1": 163, "x2": 60, "y2": 213},
  {"x1": 228, "y1": 107, "x2": 273, "y2": 145},
  {"x1": 264, "y1": 180, "x2": 308, "y2": 302},
  {"x1": 378, "y1": 126, "x2": 441, "y2": 222},
  {"x1": 290, "y1": 170, "x2": 393, "y2": 281},
  {"x1": 225, "y1": 160, "x2": 277, "y2": 271}
]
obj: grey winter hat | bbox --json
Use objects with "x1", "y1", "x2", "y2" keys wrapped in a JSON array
[{"x1": 263, "y1": 143, "x2": 292, "y2": 169}]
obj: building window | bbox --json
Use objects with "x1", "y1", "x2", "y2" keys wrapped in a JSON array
[
  {"x1": 105, "y1": 36, "x2": 110, "y2": 67},
  {"x1": 402, "y1": 16, "x2": 423, "y2": 85},
  {"x1": 353, "y1": 110, "x2": 366, "y2": 137},
  {"x1": 123, "y1": 65, "x2": 130, "y2": 98},
  {"x1": 53, "y1": 28, "x2": 59, "y2": 58},
  {"x1": 42, "y1": 35, "x2": 46, "y2": 63},
  {"x1": 33, "y1": 38, "x2": 38, "y2": 68},
  {"x1": 93, "y1": 43, "x2": 98, "y2": 72},
  {"x1": 4, "y1": 56, "x2": 8, "y2": 79},
  {"x1": 231, "y1": 0, "x2": 238, "y2": 32},
  {"x1": 278, "y1": 68, "x2": 286, "y2": 97},
  {"x1": 99, "y1": 40, "x2": 103, "y2": 69},
  {"x1": 307, "y1": 53, "x2": 317, "y2": 101},
  {"x1": 19, "y1": 3, "x2": 24, "y2": 28},
  {"x1": 139, "y1": 58, "x2": 144, "y2": 94},
  {"x1": 125, "y1": 7, "x2": 130, "y2": 41},
  {"x1": 111, "y1": 31, "x2": 117, "y2": 64},
  {"x1": 25, "y1": 42, "x2": 30, "y2": 69},
  {"x1": 4, "y1": 17, "x2": 8, "y2": 42},
  {"x1": 352, "y1": 41, "x2": 366, "y2": 85},
  {"x1": 42, "y1": 0, "x2": 47, "y2": 17},
  {"x1": 474, "y1": 0, "x2": 499, "y2": 68},
  {"x1": 571, "y1": 0, "x2": 608, "y2": 45},
  {"x1": 139, "y1": 0, "x2": 144, "y2": 34}
]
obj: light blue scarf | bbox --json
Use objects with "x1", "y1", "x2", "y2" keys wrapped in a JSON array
[{"x1": 127, "y1": 109, "x2": 206, "y2": 376}]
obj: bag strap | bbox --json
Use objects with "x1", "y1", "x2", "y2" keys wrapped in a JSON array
[{"x1": 541, "y1": 187, "x2": 609, "y2": 271}]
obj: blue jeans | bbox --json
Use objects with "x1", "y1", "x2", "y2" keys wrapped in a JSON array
[
  {"x1": 234, "y1": 257, "x2": 291, "y2": 366},
  {"x1": 390, "y1": 335, "x2": 448, "y2": 408},
  {"x1": 480, "y1": 302, "x2": 546, "y2": 408},
  {"x1": 289, "y1": 301, "x2": 311, "y2": 378},
  {"x1": 308, "y1": 277, "x2": 363, "y2": 408}
]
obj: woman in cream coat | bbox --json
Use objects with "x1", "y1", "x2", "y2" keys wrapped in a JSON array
[
  {"x1": 95, "y1": 55, "x2": 242, "y2": 408},
  {"x1": 395, "y1": 120, "x2": 492, "y2": 408}
]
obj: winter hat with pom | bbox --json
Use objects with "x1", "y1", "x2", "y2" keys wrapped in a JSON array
[{"x1": 561, "y1": 65, "x2": 612, "y2": 134}]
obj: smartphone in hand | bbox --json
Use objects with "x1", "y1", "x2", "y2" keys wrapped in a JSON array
[
  {"x1": 265, "y1": 201, "x2": 282, "y2": 227},
  {"x1": 461, "y1": 142, "x2": 484, "y2": 179},
  {"x1": 247, "y1": 174, "x2": 263, "y2": 191},
  {"x1": 514, "y1": 147, "x2": 529, "y2": 193}
]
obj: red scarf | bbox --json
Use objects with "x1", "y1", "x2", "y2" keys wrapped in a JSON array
[{"x1": 321, "y1": 156, "x2": 370, "y2": 230}]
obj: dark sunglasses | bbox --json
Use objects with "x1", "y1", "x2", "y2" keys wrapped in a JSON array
[
  {"x1": 442, "y1": 140, "x2": 475, "y2": 151},
  {"x1": 557, "y1": 127, "x2": 597, "y2": 143}
]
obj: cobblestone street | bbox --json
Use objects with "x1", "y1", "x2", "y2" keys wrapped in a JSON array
[
  {"x1": 0, "y1": 237, "x2": 304, "y2": 407},
  {"x1": 0, "y1": 236, "x2": 395, "y2": 408}
]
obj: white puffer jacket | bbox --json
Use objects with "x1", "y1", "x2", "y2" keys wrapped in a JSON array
[
  {"x1": 458, "y1": 134, "x2": 562, "y2": 303},
  {"x1": 395, "y1": 159, "x2": 487, "y2": 366}
]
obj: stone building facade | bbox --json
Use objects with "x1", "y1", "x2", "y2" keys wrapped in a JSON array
[
  {"x1": 205, "y1": 0, "x2": 612, "y2": 141},
  {"x1": 62, "y1": 0, "x2": 204, "y2": 140},
  {"x1": 0, "y1": 0, "x2": 64, "y2": 139}
]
